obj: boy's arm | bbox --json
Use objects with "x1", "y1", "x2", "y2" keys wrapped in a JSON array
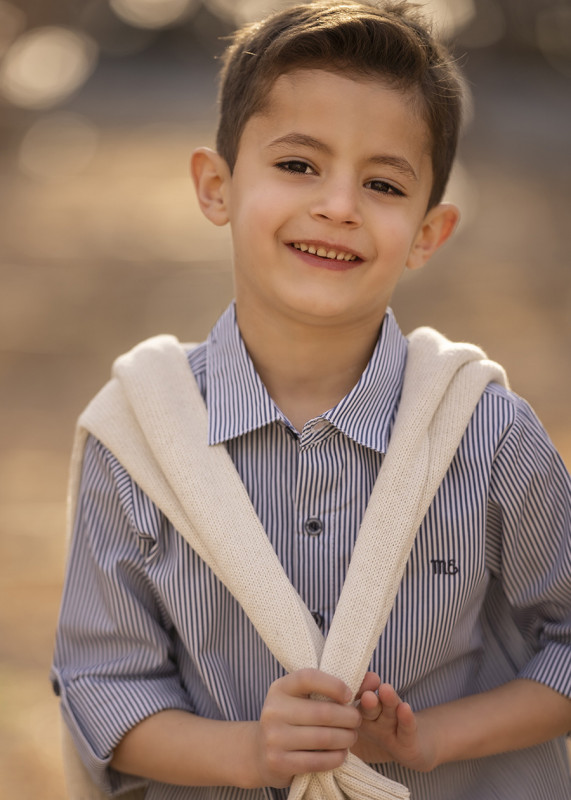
[
  {"x1": 111, "y1": 669, "x2": 361, "y2": 788},
  {"x1": 57, "y1": 437, "x2": 361, "y2": 791},
  {"x1": 53, "y1": 437, "x2": 198, "y2": 793},
  {"x1": 353, "y1": 675, "x2": 571, "y2": 770},
  {"x1": 355, "y1": 394, "x2": 571, "y2": 771}
]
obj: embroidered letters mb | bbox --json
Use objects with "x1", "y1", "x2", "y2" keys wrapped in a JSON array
[{"x1": 430, "y1": 558, "x2": 459, "y2": 576}]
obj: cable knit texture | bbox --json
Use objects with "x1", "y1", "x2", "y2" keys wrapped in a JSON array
[{"x1": 61, "y1": 327, "x2": 507, "y2": 800}]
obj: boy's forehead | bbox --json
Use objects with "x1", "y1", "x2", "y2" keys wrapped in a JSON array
[
  {"x1": 265, "y1": 66, "x2": 416, "y2": 100},
  {"x1": 254, "y1": 68, "x2": 431, "y2": 156}
]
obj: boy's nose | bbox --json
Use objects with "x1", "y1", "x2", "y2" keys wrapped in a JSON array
[{"x1": 310, "y1": 176, "x2": 362, "y2": 227}]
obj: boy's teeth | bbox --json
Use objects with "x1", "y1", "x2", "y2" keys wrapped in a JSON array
[{"x1": 293, "y1": 242, "x2": 357, "y2": 261}]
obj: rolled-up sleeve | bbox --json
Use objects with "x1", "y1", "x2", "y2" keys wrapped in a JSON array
[
  {"x1": 51, "y1": 435, "x2": 195, "y2": 795},
  {"x1": 488, "y1": 395, "x2": 571, "y2": 698}
]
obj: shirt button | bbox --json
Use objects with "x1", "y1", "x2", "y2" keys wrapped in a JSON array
[
  {"x1": 304, "y1": 518, "x2": 323, "y2": 536},
  {"x1": 51, "y1": 678, "x2": 61, "y2": 697},
  {"x1": 312, "y1": 419, "x2": 328, "y2": 432},
  {"x1": 311, "y1": 611, "x2": 324, "y2": 629}
]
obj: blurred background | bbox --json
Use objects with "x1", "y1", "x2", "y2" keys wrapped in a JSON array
[{"x1": 0, "y1": 0, "x2": 569, "y2": 796}]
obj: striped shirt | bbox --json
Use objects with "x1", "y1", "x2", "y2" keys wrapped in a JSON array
[{"x1": 51, "y1": 304, "x2": 571, "y2": 799}]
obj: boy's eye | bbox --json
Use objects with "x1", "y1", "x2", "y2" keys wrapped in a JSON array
[
  {"x1": 366, "y1": 179, "x2": 405, "y2": 197},
  {"x1": 276, "y1": 160, "x2": 315, "y2": 175}
]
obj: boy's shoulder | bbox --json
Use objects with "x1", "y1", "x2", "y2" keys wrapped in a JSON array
[
  {"x1": 474, "y1": 380, "x2": 565, "y2": 473},
  {"x1": 480, "y1": 380, "x2": 543, "y2": 433},
  {"x1": 481, "y1": 379, "x2": 519, "y2": 416}
]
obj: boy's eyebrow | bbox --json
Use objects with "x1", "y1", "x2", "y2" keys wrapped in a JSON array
[
  {"x1": 267, "y1": 132, "x2": 418, "y2": 181},
  {"x1": 368, "y1": 154, "x2": 418, "y2": 182},
  {"x1": 267, "y1": 132, "x2": 331, "y2": 154}
]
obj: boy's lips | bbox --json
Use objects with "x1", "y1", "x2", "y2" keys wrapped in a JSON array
[{"x1": 288, "y1": 241, "x2": 364, "y2": 266}]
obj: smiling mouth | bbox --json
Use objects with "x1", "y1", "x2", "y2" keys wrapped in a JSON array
[{"x1": 291, "y1": 242, "x2": 360, "y2": 262}]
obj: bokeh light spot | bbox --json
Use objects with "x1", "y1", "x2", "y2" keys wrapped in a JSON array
[
  {"x1": 536, "y1": 6, "x2": 571, "y2": 78},
  {"x1": 0, "y1": 26, "x2": 97, "y2": 110},
  {"x1": 204, "y1": 0, "x2": 476, "y2": 34},
  {"x1": 80, "y1": 1, "x2": 157, "y2": 57},
  {"x1": 455, "y1": 0, "x2": 505, "y2": 50},
  {"x1": 422, "y1": 0, "x2": 476, "y2": 39},
  {"x1": 109, "y1": 0, "x2": 198, "y2": 30},
  {"x1": 0, "y1": 1, "x2": 26, "y2": 58},
  {"x1": 204, "y1": 0, "x2": 297, "y2": 26},
  {"x1": 18, "y1": 113, "x2": 99, "y2": 182}
]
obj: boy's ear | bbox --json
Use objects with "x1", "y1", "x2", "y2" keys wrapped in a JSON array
[
  {"x1": 406, "y1": 203, "x2": 460, "y2": 271},
  {"x1": 190, "y1": 147, "x2": 232, "y2": 226}
]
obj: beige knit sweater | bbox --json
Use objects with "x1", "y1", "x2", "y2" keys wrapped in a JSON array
[{"x1": 61, "y1": 327, "x2": 507, "y2": 800}]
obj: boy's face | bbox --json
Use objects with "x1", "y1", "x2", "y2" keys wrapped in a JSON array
[{"x1": 195, "y1": 69, "x2": 457, "y2": 331}]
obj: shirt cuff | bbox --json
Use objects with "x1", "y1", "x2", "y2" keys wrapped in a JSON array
[
  {"x1": 52, "y1": 667, "x2": 195, "y2": 795},
  {"x1": 517, "y1": 642, "x2": 571, "y2": 699}
]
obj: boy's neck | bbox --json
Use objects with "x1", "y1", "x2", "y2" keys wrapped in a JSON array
[{"x1": 235, "y1": 303, "x2": 384, "y2": 432}]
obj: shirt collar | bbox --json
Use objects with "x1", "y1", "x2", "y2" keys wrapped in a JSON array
[
  {"x1": 324, "y1": 308, "x2": 407, "y2": 454},
  {"x1": 206, "y1": 303, "x2": 407, "y2": 454},
  {"x1": 206, "y1": 303, "x2": 282, "y2": 444}
]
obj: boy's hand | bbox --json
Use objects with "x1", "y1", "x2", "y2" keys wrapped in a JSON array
[
  {"x1": 351, "y1": 673, "x2": 437, "y2": 773},
  {"x1": 252, "y1": 668, "x2": 361, "y2": 788}
]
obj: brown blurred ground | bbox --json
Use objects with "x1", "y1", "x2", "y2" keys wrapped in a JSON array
[{"x1": 0, "y1": 21, "x2": 570, "y2": 800}]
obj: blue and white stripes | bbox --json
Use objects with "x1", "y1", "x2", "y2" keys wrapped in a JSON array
[{"x1": 52, "y1": 304, "x2": 571, "y2": 799}]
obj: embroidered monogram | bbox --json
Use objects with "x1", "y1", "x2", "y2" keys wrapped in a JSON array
[{"x1": 431, "y1": 558, "x2": 459, "y2": 576}]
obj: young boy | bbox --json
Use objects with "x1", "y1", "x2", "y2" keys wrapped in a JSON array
[{"x1": 52, "y1": 2, "x2": 571, "y2": 799}]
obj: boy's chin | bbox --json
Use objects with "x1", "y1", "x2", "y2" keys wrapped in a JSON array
[{"x1": 279, "y1": 295, "x2": 387, "y2": 328}]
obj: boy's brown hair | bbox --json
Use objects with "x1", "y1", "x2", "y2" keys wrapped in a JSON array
[{"x1": 216, "y1": 0, "x2": 464, "y2": 210}]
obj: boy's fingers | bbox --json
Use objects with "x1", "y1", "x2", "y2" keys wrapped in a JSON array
[
  {"x1": 274, "y1": 694, "x2": 360, "y2": 729},
  {"x1": 395, "y1": 702, "x2": 417, "y2": 736},
  {"x1": 358, "y1": 689, "x2": 382, "y2": 721},
  {"x1": 357, "y1": 671, "x2": 381, "y2": 697},
  {"x1": 284, "y1": 668, "x2": 353, "y2": 704},
  {"x1": 282, "y1": 724, "x2": 359, "y2": 752},
  {"x1": 378, "y1": 683, "x2": 402, "y2": 712}
]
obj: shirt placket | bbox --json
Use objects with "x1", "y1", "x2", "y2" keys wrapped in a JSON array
[{"x1": 293, "y1": 422, "x2": 340, "y2": 636}]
